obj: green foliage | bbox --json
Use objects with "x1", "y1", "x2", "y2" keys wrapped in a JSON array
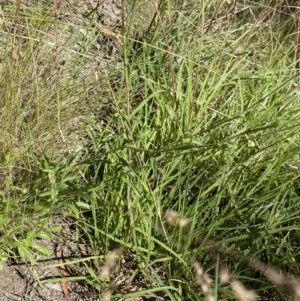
[{"x1": 0, "y1": 0, "x2": 300, "y2": 300}]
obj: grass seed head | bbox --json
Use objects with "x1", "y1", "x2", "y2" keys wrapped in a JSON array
[
  {"x1": 102, "y1": 290, "x2": 111, "y2": 301},
  {"x1": 194, "y1": 262, "x2": 214, "y2": 300},
  {"x1": 231, "y1": 280, "x2": 257, "y2": 301},
  {"x1": 98, "y1": 248, "x2": 122, "y2": 278},
  {"x1": 219, "y1": 265, "x2": 231, "y2": 284},
  {"x1": 164, "y1": 210, "x2": 190, "y2": 227}
]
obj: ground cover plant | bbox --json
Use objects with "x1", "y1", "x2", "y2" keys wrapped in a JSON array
[{"x1": 0, "y1": 0, "x2": 300, "y2": 300}]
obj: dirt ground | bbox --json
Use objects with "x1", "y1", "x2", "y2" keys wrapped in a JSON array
[
  {"x1": 0, "y1": 218, "x2": 99, "y2": 301},
  {"x1": 0, "y1": 259, "x2": 93, "y2": 301}
]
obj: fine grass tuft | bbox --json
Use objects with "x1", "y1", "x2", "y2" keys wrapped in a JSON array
[{"x1": 1, "y1": 0, "x2": 300, "y2": 300}]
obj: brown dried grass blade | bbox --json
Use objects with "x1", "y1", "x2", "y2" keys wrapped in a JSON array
[
  {"x1": 57, "y1": 244, "x2": 72, "y2": 299},
  {"x1": 61, "y1": 278, "x2": 69, "y2": 299}
]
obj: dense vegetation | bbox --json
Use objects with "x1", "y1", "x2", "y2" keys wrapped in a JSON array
[{"x1": 0, "y1": 0, "x2": 300, "y2": 300}]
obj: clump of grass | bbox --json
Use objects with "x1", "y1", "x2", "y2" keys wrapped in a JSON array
[
  {"x1": 1, "y1": 0, "x2": 300, "y2": 300},
  {"x1": 0, "y1": 0, "x2": 121, "y2": 174}
]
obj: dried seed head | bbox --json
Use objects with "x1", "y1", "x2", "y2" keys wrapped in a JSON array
[
  {"x1": 264, "y1": 266, "x2": 300, "y2": 297},
  {"x1": 98, "y1": 248, "x2": 122, "y2": 278},
  {"x1": 106, "y1": 248, "x2": 122, "y2": 265},
  {"x1": 231, "y1": 280, "x2": 257, "y2": 301},
  {"x1": 164, "y1": 210, "x2": 190, "y2": 227},
  {"x1": 194, "y1": 262, "x2": 214, "y2": 301},
  {"x1": 103, "y1": 291, "x2": 111, "y2": 301},
  {"x1": 98, "y1": 265, "x2": 110, "y2": 278},
  {"x1": 178, "y1": 217, "x2": 191, "y2": 227},
  {"x1": 165, "y1": 210, "x2": 179, "y2": 226},
  {"x1": 219, "y1": 266, "x2": 231, "y2": 284},
  {"x1": 206, "y1": 295, "x2": 215, "y2": 301},
  {"x1": 249, "y1": 258, "x2": 300, "y2": 297}
]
